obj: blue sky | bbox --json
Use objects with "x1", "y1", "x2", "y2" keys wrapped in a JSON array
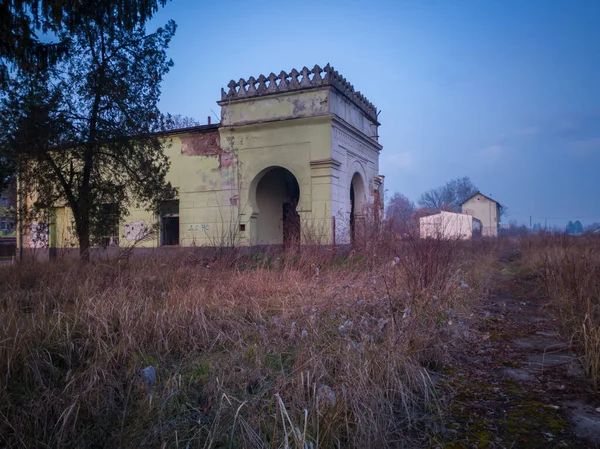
[{"x1": 149, "y1": 0, "x2": 600, "y2": 227}]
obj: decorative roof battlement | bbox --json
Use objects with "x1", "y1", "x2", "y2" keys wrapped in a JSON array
[{"x1": 219, "y1": 64, "x2": 378, "y2": 123}]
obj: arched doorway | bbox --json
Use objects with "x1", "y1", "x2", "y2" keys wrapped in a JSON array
[
  {"x1": 252, "y1": 167, "x2": 300, "y2": 247},
  {"x1": 350, "y1": 172, "x2": 366, "y2": 243}
]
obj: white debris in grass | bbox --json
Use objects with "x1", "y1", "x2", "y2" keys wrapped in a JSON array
[
  {"x1": 317, "y1": 385, "x2": 336, "y2": 412},
  {"x1": 140, "y1": 365, "x2": 156, "y2": 396}
]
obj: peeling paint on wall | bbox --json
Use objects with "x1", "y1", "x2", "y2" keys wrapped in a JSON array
[
  {"x1": 221, "y1": 90, "x2": 330, "y2": 126},
  {"x1": 180, "y1": 130, "x2": 222, "y2": 157},
  {"x1": 219, "y1": 152, "x2": 233, "y2": 169},
  {"x1": 289, "y1": 94, "x2": 328, "y2": 115}
]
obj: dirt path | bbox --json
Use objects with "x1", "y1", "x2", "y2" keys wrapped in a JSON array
[{"x1": 433, "y1": 264, "x2": 600, "y2": 448}]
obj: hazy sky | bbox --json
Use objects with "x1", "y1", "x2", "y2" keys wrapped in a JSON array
[{"x1": 149, "y1": 0, "x2": 600, "y2": 227}]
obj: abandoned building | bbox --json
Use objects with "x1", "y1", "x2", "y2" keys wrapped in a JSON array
[
  {"x1": 461, "y1": 192, "x2": 501, "y2": 237},
  {"x1": 21, "y1": 64, "x2": 384, "y2": 253},
  {"x1": 419, "y1": 211, "x2": 483, "y2": 240}
]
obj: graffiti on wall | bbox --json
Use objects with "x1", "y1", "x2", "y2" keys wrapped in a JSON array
[
  {"x1": 28, "y1": 222, "x2": 49, "y2": 248},
  {"x1": 187, "y1": 224, "x2": 209, "y2": 232},
  {"x1": 124, "y1": 220, "x2": 148, "y2": 242}
]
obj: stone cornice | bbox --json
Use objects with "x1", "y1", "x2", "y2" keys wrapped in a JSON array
[
  {"x1": 218, "y1": 64, "x2": 378, "y2": 123},
  {"x1": 218, "y1": 113, "x2": 332, "y2": 132},
  {"x1": 310, "y1": 158, "x2": 342, "y2": 169}
]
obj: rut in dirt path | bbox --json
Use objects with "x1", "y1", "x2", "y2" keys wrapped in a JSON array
[{"x1": 434, "y1": 269, "x2": 600, "y2": 448}]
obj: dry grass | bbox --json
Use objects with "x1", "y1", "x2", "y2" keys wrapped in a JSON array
[
  {"x1": 0, "y1": 237, "x2": 495, "y2": 448},
  {"x1": 522, "y1": 234, "x2": 600, "y2": 392}
]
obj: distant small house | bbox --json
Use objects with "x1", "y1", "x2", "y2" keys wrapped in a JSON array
[
  {"x1": 461, "y1": 192, "x2": 501, "y2": 237},
  {"x1": 419, "y1": 211, "x2": 482, "y2": 240}
]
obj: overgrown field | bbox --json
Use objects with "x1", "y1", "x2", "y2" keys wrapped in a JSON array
[
  {"x1": 1, "y1": 240, "x2": 498, "y2": 447},
  {"x1": 522, "y1": 235, "x2": 600, "y2": 393}
]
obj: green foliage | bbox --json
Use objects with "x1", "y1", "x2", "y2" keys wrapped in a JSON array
[
  {"x1": 184, "y1": 361, "x2": 211, "y2": 384},
  {"x1": 0, "y1": 1, "x2": 169, "y2": 84},
  {"x1": 0, "y1": 9, "x2": 177, "y2": 258},
  {"x1": 565, "y1": 220, "x2": 584, "y2": 235}
]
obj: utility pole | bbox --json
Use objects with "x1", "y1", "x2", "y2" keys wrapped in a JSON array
[{"x1": 530, "y1": 216, "x2": 532, "y2": 230}]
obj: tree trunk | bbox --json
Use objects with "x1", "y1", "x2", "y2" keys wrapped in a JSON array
[
  {"x1": 75, "y1": 208, "x2": 91, "y2": 262},
  {"x1": 78, "y1": 143, "x2": 94, "y2": 263},
  {"x1": 78, "y1": 220, "x2": 90, "y2": 262}
]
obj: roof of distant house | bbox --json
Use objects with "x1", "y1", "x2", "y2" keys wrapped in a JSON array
[
  {"x1": 419, "y1": 210, "x2": 480, "y2": 220},
  {"x1": 461, "y1": 191, "x2": 502, "y2": 207}
]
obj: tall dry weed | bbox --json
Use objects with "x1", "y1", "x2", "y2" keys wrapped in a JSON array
[
  {"x1": 0, "y1": 233, "x2": 494, "y2": 447},
  {"x1": 523, "y1": 234, "x2": 600, "y2": 392}
]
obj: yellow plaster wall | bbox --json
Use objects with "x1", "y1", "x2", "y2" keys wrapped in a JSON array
[
  {"x1": 49, "y1": 206, "x2": 77, "y2": 249},
  {"x1": 41, "y1": 89, "x2": 339, "y2": 249},
  {"x1": 118, "y1": 112, "x2": 334, "y2": 248},
  {"x1": 17, "y1": 185, "x2": 77, "y2": 250},
  {"x1": 462, "y1": 195, "x2": 499, "y2": 237},
  {"x1": 221, "y1": 89, "x2": 330, "y2": 126},
  {"x1": 121, "y1": 133, "x2": 237, "y2": 248},
  {"x1": 222, "y1": 115, "x2": 335, "y2": 245}
]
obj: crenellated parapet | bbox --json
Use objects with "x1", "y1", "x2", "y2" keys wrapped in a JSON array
[{"x1": 218, "y1": 64, "x2": 378, "y2": 123}]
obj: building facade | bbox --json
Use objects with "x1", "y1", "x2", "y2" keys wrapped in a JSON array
[
  {"x1": 21, "y1": 64, "x2": 384, "y2": 254},
  {"x1": 419, "y1": 211, "x2": 482, "y2": 240},
  {"x1": 461, "y1": 192, "x2": 501, "y2": 237}
]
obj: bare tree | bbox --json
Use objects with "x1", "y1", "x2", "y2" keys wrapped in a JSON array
[
  {"x1": 386, "y1": 192, "x2": 415, "y2": 234},
  {"x1": 498, "y1": 203, "x2": 508, "y2": 218},
  {"x1": 418, "y1": 177, "x2": 478, "y2": 212},
  {"x1": 163, "y1": 113, "x2": 201, "y2": 130}
]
